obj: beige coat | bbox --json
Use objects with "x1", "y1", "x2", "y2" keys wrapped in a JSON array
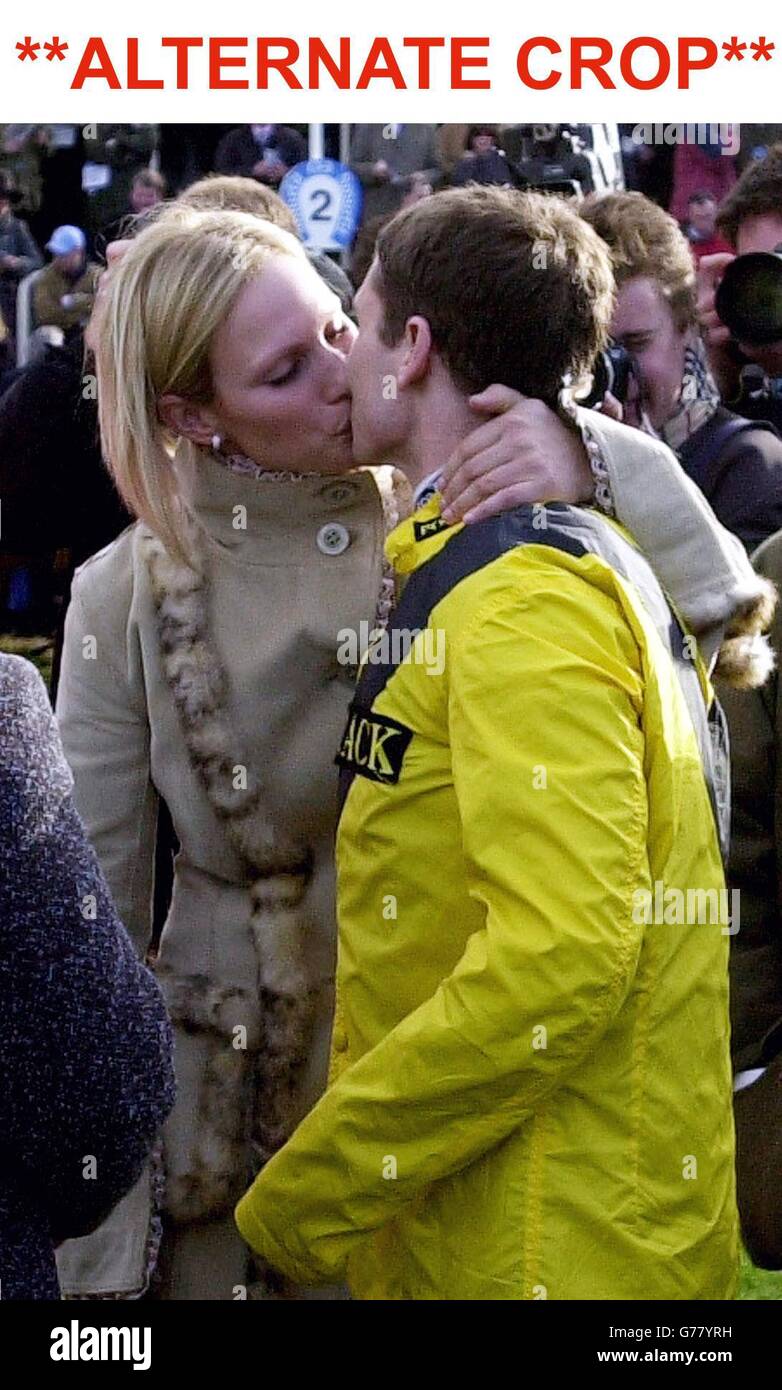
[
  {"x1": 53, "y1": 415, "x2": 768, "y2": 1298},
  {"x1": 54, "y1": 452, "x2": 403, "y2": 1296}
]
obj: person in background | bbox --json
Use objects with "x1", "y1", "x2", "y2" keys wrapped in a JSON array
[
  {"x1": 0, "y1": 171, "x2": 42, "y2": 344},
  {"x1": 515, "y1": 124, "x2": 595, "y2": 196},
  {"x1": 83, "y1": 124, "x2": 159, "y2": 241},
  {"x1": 33, "y1": 225, "x2": 100, "y2": 335},
  {"x1": 435, "y1": 124, "x2": 469, "y2": 181},
  {"x1": 582, "y1": 190, "x2": 782, "y2": 552},
  {"x1": 684, "y1": 190, "x2": 733, "y2": 262},
  {"x1": 98, "y1": 169, "x2": 168, "y2": 247},
  {"x1": 735, "y1": 125, "x2": 782, "y2": 172},
  {"x1": 669, "y1": 127, "x2": 738, "y2": 225},
  {"x1": 0, "y1": 653, "x2": 176, "y2": 1299},
  {"x1": 0, "y1": 322, "x2": 131, "y2": 643},
  {"x1": 350, "y1": 124, "x2": 441, "y2": 224},
  {"x1": 214, "y1": 124, "x2": 307, "y2": 186},
  {"x1": 129, "y1": 168, "x2": 167, "y2": 216},
  {"x1": 171, "y1": 173, "x2": 293, "y2": 225},
  {"x1": 586, "y1": 183, "x2": 782, "y2": 1263},
  {"x1": 451, "y1": 126, "x2": 519, "y2": 187},
  {"x1": 698, "y1": 145, "x2": 782, "y2": 427},
  {"x1": 617, "y1": 123, "x2": 675, "y2": 207},
  {"x1": 0, "y1": 125, "x2": 49, "y2": 238},
  {"x1": 719, "y1": 527, "x2": 782, "y2": 1271}
]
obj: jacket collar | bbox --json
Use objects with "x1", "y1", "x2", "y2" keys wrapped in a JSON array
[{"x1": 385, "y1": 493, "x2": 464, "y2": 576}]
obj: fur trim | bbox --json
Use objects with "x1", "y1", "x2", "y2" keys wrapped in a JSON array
[
  {"x1": 146, "y1": 516, "x2": 318, "y2": 1224},
  {"x1": 689, "y1": 573, "x2": 776, "y2": 639},
  {"x1": 156, "y1": 971, "x2": 259, "y2": 1225},
  {"x1": 714, "y1": 576, "x2": 778, "y2": 689}
]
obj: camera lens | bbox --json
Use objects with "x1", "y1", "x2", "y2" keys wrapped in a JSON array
[
  {"x1": 715, "y1": 252, "x2": 782, "y2": 346},
  {"x1": 575, "y1": 343, "x2": 634, "y2": 409}
]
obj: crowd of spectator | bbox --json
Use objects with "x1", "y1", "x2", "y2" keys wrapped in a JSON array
[{"x1": 1, "y1": 119, "x2": 781, "y2": 638}]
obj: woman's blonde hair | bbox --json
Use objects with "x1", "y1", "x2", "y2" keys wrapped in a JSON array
[
  {"x1": 96, "y1": 206, "x2": 306, "y2": 562},
  {"x1": 580, "y1": 191, "x2": 697, "y2": 332}
]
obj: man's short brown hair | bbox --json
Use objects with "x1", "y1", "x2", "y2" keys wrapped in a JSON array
[
  {"x1": 374, "y1": 186, "x2": 614, "y2": 402},
  {"x1": 580, "y1": 191, "x2": 696, "y2": 331},
  {"x1": 716, "y1": 145, "x2": 782, "y2": 247}
]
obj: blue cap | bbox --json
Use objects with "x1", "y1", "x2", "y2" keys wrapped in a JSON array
[{"x1": 46, "y1": 224, "x2": 86, "y2": 256}]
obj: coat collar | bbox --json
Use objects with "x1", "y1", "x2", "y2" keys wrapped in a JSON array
[{"x1": 175, "y1": 447, "x2": 389, "y2": 559}]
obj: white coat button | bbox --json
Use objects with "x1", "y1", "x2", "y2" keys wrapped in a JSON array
[{"x1": 317, "y1": 522, "x2": 350, "y2": 556}]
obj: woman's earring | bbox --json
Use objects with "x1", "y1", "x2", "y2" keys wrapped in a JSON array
[{"x1": 211, "y1": 433, "x2": 222, "y2": 453}]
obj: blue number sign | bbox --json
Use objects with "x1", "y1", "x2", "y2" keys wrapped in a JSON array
[{"x1": 280, "y1": 159, "x2": 363, "y2": 250}]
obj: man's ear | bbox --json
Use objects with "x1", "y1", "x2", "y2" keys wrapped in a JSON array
[
  {"x1": 157, "y1": 394, "x2": 218, "y2": 448},
  {"x1": 397, "y1": 316, "x2": 433, "y2": 388}
]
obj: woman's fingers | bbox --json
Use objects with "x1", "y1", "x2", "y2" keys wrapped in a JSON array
[
  {"x1": 441, "y1": 392, "x2": 544, "y2": 498},
  {"x1": 441, "y1": 393, "x2": 594, "y2": 521},
  {"x1": 440, "y1": 417, "x2": 506, "y2": 499},
  {"x1": 468, "y1": 384, "x2": 525, "y2": 415},
  {"x1": 442, "y1": 452, "x2": 521, "y2": 520},
  {"x1": 596, "y1": 391, "x2": 624, "y2": 422},
  {"x1": 460, "y1": 480, "x2": 550, "y2": 525}
]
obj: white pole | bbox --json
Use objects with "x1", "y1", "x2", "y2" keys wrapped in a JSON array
[
  {"x1": 339, "y1": 125, "x2": 353, "y2": 269},
  {"x1": 308, "y1": 123, "x2": 325, "y2": 161}
]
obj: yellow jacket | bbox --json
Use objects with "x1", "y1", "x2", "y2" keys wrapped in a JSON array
[{"x1": 236, "y1": 498, "x2": 739, "y2": 1300}]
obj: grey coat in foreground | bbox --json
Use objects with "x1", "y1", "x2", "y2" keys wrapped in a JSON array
[{"x1": 0, "y1": 654, "x2": 175, "y2": 1300}]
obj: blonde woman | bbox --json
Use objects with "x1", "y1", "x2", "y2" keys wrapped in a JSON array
[{"x1": 54, "y1": 207, "x2": 770, "y2": 1300}]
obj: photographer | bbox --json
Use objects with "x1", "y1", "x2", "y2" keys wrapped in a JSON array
[
  {"x1": 583, "y1": 190, "x2": 782, "y2": 552},
  {"x1": 586, "y1": 186, "x2": 782, "y2": 1269},
  {"x1": 720, "y1": 528, "x2": 782, "y2": 1271},
  {"x1": 451, "y1": 127, "x2": 520, "y2": 187},
  {"x1": 701, "y1": 154, "x2": 782, "y2": 1273},
  {"x1": 698, "y1": 144, "x2": 782, "y2": 430}
]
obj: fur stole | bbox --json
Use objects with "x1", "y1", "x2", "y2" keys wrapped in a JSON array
[{"x1": 146, "y1": 509, "x2": 318, "y2": 1218}]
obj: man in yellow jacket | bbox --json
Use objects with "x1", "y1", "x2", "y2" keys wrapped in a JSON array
[{"x1": 236, "y1": 187, "x2": 740, "y2": 1299}]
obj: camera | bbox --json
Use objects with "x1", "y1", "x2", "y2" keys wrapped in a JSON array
[
  {"x1": 715, "y1": 244, "x2": 782, "y2": 347},
  {"x1": 513, "y1": 123, "x2": 595, "y2": 198},
  {"x1": 578, "y1": 341, "x2": 635, "y2": 409}
]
